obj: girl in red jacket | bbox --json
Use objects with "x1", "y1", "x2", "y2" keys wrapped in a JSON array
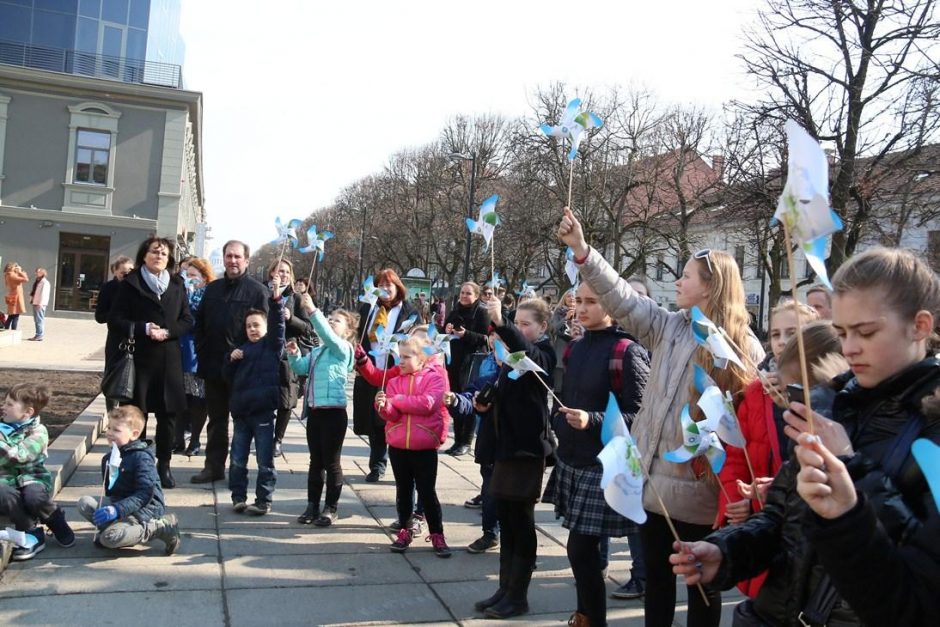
[{"x1": 375, "y1": 337, "x2": 451, "y2": 557}]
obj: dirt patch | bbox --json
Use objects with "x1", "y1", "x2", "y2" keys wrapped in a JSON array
[{"x1": 0, "y1": 369, "x2": 101, "y2": 443}]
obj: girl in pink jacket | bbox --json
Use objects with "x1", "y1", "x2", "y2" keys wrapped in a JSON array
[{"x1": 375, "y1": 337, "x2": 450, "y2": 557}]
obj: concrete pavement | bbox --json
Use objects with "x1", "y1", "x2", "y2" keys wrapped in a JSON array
[{"x1": 0, "y1": 319, "x2": 743, "y2": 626}]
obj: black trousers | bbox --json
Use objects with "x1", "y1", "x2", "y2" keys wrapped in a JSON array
[
  {"x1": 306, "y1": 407, "x2": 347, "y2": 508},
  {"x1": 275, "y1": 407, "x2": 291, "y2": 442},
  {"x1": 0, "y1": 484, "x2": 56, "y2": 530},
  {"x1": 641, "y1": 510, "x2": 722, "y2": 627},
  {"x1": 452, "y1": 413, "x2": 476, "y2": 447},
  {"x1": 176, "y1": 394, "x2": 208, "y2": 449},
  {"x1": 568, "y1": 531, "x2": 608, "y2": 627},
  {"x1": 388, "y1": 447, "x2": 443, "y2": 534},
  {"x1": 203, "y1": 377, "x2": 232, "y2": 474},
  {"x1": 496, "y1": 498, "x2": 537, "y2": 601},
  {"x1": 368, "y1": 419, "x2": 388, "y2": 474}
]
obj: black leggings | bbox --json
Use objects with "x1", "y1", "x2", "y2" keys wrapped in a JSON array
[
  {"x1": 641, "y1": 511, "x2": 722, "y2": 627},
  {"x1": 388, "y1": 447, "x2": 443, "y2": 534},
  {"x1": 496, "y1": 498, "x2": 537, "y2": 600},
  {"x1": 306, "y1": 407, "x2": 347, "y2": 508},
  {"x1": 567, "y1": 531, "x2": 608, "y2": 626}
]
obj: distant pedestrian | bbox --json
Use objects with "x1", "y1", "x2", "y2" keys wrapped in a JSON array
[
  {"x1": 28, "y1": 268, "x2": 50, "y2": 341},
  {"x1": 430, "y1": 295, "x2": 446, "y2": 328},
  {"x1": 78, "y1": 405, "x2": 180, "y2": 555},
  {"x1": 3, "y1": 262, "x2": 28, "y2": 331}
]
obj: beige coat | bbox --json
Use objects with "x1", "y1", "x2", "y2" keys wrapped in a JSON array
[
  {"x1": 579, "y1": 248, "x2": 765, "y2": 525},
  {"x1": 4, "y1": 268, "x2": 28, "y2": 315}
]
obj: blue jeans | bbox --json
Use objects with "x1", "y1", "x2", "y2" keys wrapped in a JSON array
[
  {"x1": 599, "y1": 529, "x2": 646, "y2": 581},
  {"x1": 229, "y1": 413, "x2": 277, "y2": 505},
  {"x1": 32, "y1": 305, "x2": 45, "y2": 338},
  {"x1": 480, "y1": 463, "x2": 499, "y2": 536}
]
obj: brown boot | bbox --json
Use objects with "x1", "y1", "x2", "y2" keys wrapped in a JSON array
[{"x1": 568, "y1": 611, "x2": 590, "y2": 626}]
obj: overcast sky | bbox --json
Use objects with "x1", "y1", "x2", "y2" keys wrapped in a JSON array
[{"x1": 179, "y1": 0, "x2": 763, "y2": 255}]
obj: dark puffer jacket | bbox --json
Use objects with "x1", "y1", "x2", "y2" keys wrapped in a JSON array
[
  {"x1": 708, "y1": 357, "x2": 940, "y2": 627},
  {"x1": 223, "y1": 299, "x2": 285, "y2": 418},
  {"x1": 444, "y1": 300, "x2": 490, "y2": 389},
  {"x1": 102, "y1": 439, "x2": 166, "y2": 523},
  {"x1": 553, "y1": 326, "x2": 649, "y2": 468},
  {"x1": 194, "y1": 273, "x2": 269, "y2": 381}
]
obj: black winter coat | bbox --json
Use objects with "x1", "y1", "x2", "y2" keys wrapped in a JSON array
[
  {"x1": 108, "y1": 270, "x2": 193, "y2": 414},
  {"x1": 101, "y1": 438, "x2": 166, "y2": 524},
  {"x1": 444, "y1": 300, "x2": 490, "y2": 390},
  {"x1": 352, "y1": 299, "x2": 416, "y2": 435},
  {"x1": 223, "y1": 299, "x2": 285, "y2": 418},
  {"x1": 194, "y1": 273, "x2": 269, "y2": 381},
  {"x1": 489, "y1": 321, "x2": 556, "y2": 461},
  {"x1": 95, "y1": 278, "x2": 123, "y2": 370},
  {"x1": 553, "y1": 326, "x2": 649, "y2": 467},
  {"x1": 709, "y1": 358, "x2": 940, "y2": 627}
]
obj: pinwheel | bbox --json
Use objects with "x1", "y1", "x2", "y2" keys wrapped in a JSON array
[
  {"x1": 540, "y1": 98, "x2": 604, "y2": 208},
  {"x1": 397, "y1": 312, "x2": 419, "y2": 335},
  {"x1": 271, "y1": 217, "x2": 303, "y2": 269},
  {"x1": 690, "y1": 306, "x2": 745, "y2": 370},
  {"x1": 485, "y1": 273, "x2": 506, "y2": 290},
  {"x1": 564, "y1": 247, "x2": 580, "y2": 287},
  {"x1": 466, "y1": 194, "x2": 501, "y2": 288},
  {"x1": 356, "y1": 276, "x2": 391, "y2": 344},
  {"x1": 596, "y1": 392, "x2": 647, "y2": 524},
  {"x1": 369, "y1": 324, "x2": 402, "y2": 390},
  {"x1": 493, "y1": 338, "x2": 562, "y2": 406},
  {"x1": 299, "y1": 224, "x2": 334, "y2": 287},
  {"x1": 663, "y1": 404, "x2": 726, "y2": 474},
  {"x1": 423, "y1": 324, "x2": 459, "y2": 365},
  {"x1": 516, "y1": 281, "x2": 536, "y2": 299}
]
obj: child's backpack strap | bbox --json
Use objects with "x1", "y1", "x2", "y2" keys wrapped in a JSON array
[{"x1": 609, "y1": 338, "x2": 632, "y2": 394}]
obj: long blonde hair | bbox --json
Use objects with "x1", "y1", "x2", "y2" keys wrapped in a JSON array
[{"x1": 690, "y1": 250, "x2": 754, "y2": 412}]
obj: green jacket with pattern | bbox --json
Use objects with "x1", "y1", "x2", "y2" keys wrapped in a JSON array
[{"x1": 0, "y1": 416, "x2": 52, "y2": 492}]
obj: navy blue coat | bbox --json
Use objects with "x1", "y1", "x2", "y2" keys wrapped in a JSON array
[
  {"x1": 224, "y1": 298, "x2": 285, "y2": 418},
  {"x1": 101, "y1": 439, "x2": 166, "y2": 524}
]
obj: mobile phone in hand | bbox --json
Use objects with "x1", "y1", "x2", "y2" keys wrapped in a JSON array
[{"x1": 786, "y1": 383, "x2": 804, "y2": 405}]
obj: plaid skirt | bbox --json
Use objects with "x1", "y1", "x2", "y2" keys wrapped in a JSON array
[{"x1": 542, "y1": 458, "x2": 636, "y2": 537}]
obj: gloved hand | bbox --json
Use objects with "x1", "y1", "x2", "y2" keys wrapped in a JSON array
[
  {"x1": 354, "y1": 344, "x2": 367, "y2": 366},
  {"x1": 93, "y1": 505, "x2": 118, "y2": 527}
]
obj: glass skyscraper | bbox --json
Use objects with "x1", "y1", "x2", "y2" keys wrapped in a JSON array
[{"x1": 0, "y1": 0, "x2": 185, "y2": 87}]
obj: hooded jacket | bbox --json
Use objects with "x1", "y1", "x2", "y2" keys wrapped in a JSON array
[
  {"x1": 102, "y1": 438, "x2": 166, "y2": 523},
  {"x1": 708, "y1": 358, "x2": 940, "y2": 626},
  {"x1": 0, "y1": 417, "x2": 51, "y2": 491},
  {"x1": 378, "y1": 363, "x2": 447, "y2": 451},
  {"x1": 224, "y1": 299, "x2": 285, "y2": 418},
  {"x1": 289, "y1": 309, "x2": 354, "y2": 409}
]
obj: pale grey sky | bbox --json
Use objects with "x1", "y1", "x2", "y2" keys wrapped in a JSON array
[{"x1": 179, "y1": 0, "x2": 762, "y2": 254}]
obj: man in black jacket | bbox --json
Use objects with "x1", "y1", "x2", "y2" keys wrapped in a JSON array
[{"x1": 191, "y1": 241, "x2": 269, "y2": 483}]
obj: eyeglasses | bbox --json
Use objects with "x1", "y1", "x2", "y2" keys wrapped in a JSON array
[{"x1": 693, "y1": 249, "x2": 713, "y2": 274}]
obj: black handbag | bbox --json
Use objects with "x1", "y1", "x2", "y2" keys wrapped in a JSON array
[{"x1": 101, "y1": 324, "x2": 136, "y2": 403}]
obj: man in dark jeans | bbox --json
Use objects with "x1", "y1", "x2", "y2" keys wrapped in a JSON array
[{"x1": 191, "y1": 240, "x2": 269, "y2": 484}]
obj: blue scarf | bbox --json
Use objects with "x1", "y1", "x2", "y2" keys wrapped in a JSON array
[
  {"x1": 0, "y1": 418, "x2": 31, "y2": 437},
  {"x1": 141, "y1": 268, "x2": 170, "y2": 299}
]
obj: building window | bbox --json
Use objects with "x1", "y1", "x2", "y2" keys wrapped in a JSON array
[
  {"x1": 74, "y1": 129, "x2": 111, "y2": 185},
  {"x1": 655, "y1": 255, "x2": 665, "y2": 281},
  {"x1": 734, "y1": 245, "x2": 745, "y2": 278}
]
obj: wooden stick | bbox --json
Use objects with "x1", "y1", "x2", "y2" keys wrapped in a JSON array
[
  {"x1": 358, "y1": 304, "x2": 375, "y2": 346},
  {"x1": 490, "y1": 238, "x2": 496, "y2": 292},
  {"x1": 567, "y1": 160, "x2": 575, "y2": 210},
  {"x1": 781, "y1": 220, "x2": 815, "y2": 434},
  {"x1": 740, "y1": 445, "x2": 765, "y2": 509},
  {"x1": 715, "y1": 327, "x2": 789, "y2": 407},
  {"x1": 305, "y1": 254, "x2": 318, "y2": 291},
  {"x1": 530, "y1": 369, "x2": 565, "y2": 409}
]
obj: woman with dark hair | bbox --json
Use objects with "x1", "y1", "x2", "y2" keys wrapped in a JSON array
[
  {"x1": 268, "y1": 259, "x2": 314, "y2": 456},
  {"x1": 109, "y1": 237, "x2": 193, "y2": 489},
  {"x1": 353, "y1": 268, "x2": 416, "y2": 481},
  {"x1": 443, "y1": 281, "x2": 490, "y2": 456}
]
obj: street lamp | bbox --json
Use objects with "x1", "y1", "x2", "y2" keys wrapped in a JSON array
[{"x1": 448, "y1": 151, "x2": 476, "y2": 285}]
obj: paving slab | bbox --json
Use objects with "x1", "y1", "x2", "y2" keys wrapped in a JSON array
[{"x1": 0, "y1": 590, "x2": 225, "y2": 625}]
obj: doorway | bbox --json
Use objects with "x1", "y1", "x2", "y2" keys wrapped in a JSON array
[{"x1": 57, "y1": 233, "x2": 110, "y2": 312}]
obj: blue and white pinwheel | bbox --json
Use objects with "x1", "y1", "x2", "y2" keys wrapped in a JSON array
[
  {"x1": 493, "y1": 338, "x2": 546, "y2": 380},
  {"x1": 692, "y1": 364, "x2": 746, "y2": 448},
  {"x1": 690, "y1": 306, "x2": 745, "y2": 370},
  {"x1": 540, "y1": 98, "x2": 604, "y2": 162},
  {"x1": 663, "y1": 404, "x2": 727, "y2": 474},
  {"x1": 424, "y1": 324, "x2": 459, "y2": 364},
  {"x1": 912, "y1": 439, "x2": 940, "y2": 510},
  {"x1": 772, "y1": 120, "x2": 844, "y2": 288},
  {"x1": 397, "y1": 312, "x2": 419, "y2": 335},
  {"x1": 466, "y1": 194, "x2": 500, "y2": 250},
  {"x1": 106, "y1": 442, "x2": 122, "y2": 490},
  {"x1": 358, "y1": 275, "x2": 390, "y2": 307},
  {"x1": 597, "y1": 392, "x2": 647, "y2": 524},
  {"x1": 272, "y1": 217, "x2": 303, "y2": 248},
  {"x1": 516, "y1": 282, "x2": 536, "y2": 299},
  {"x1": 369, "y1": 324, "x2": 401, "y2": 365},
  {"x1": 299, "y1": 224, "x2": 334, "y2": 261},
  {"x1": 486, "y1": 273, "x2": 506, "y2": 289},
  {"x1": 565, "y1": 247, "x2": 580, "y2": 286}
]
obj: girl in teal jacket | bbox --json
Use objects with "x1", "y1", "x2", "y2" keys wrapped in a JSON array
[{"x1": 287, "y1": 296, "x2": 357, "y2": 526}]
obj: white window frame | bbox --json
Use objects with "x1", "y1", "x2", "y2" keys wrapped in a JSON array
[{"x1": 62, "y1": 101, "x2": 121, "y2": 215}]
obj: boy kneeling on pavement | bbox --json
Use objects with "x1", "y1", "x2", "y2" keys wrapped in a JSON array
[{"x1": 78, "y1": 405, "x2": 181, "y2": 554}]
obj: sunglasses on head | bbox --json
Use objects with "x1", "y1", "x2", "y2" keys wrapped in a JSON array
[{"x1": 693, "y1": 249, "x2": 713, "y2": 274}]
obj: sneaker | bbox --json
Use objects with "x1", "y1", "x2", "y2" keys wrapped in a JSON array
[
  {"x1": 274, "y1": 439, "x2": 283, "y2": 457},
  {"x1": 43, "y1": 507, "x2": 76, "y2": 548},
  {"x1": 245, "y1": 502, "x2": 272, "y2": 516},
  {"x1": 151, "y1": 514, "x2": 181, "y2": 556},
  {"x1": 427, "y1": 532, "x2": 452, "y2": 558},
  {"x1": 297, "y1": 502, "x2": 319, "y2": 524},
  {"x1": 314, "y1": 507, "x2": 337, "y2": 527},
  {"x1": 365, "y1": 469, "x2": 383, "y2": 483},
  {"x1": 390, "y1": 516, "x2": 422, "y2": 536},
  {"x1": 390, "y1": 527, "x2": 412, "y2": 553},
  {"x1": 464, "y1": 494, "x2": 483, "y2": 509},
  {"x1": 610, "y1": 578, "x2": 645, "y2": 600},
  {"x1": 448, "y1": 444, "x2": 471, "y2": 457},
  {"x1": 233, "y1": 501, "x2": 248, "y2": 513},
  {"x1": 11, "y1": 527, "x2": 45, "y2": 561},
  {"x1": 467, "y1": 533, "x2": 499, "y2": 554}
]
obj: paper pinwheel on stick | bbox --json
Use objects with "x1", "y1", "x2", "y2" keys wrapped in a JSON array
[
  {"x1": 596, "y1": 392, "x2": 647, "y2": 524},
  {"x1": 424, "y1": 324, "x2": 459, "y2": 364},
  {"x1": 397, "y1": 313, "x2": 419, "y2": 335},
  {"x1": 565, "y1": 247, "x2": 580, "y2": 287},
  {"x1": 912, "y1": 439, "x2": 940, "y2": 510},
  {"x1": 772, "y1": 120, "x2": 843, "y2": 288},
  {"x1": 540, "y1": 98, "x2": 604, "y2": 208},
  {"x1": 466, "y1": 194, "x2": 501, "y2": 287},
  {"x1": 486, "y1": 273, "x2": 506, "y2": 289},
  {"x1": 272, "y1": 216, "x2": 303, "y2": 267},
  {"x1": 369, "y1": 324, "x2": 401, "y2": 364},
  {"x1": 97, "y1": 442, "x2": 122, "y2": 508},
  {"x1": 358, "y1": 275, "x2": 389, "y2": 307},
  {"x1": 690, "y1": 307, "x2": 745, "y2": 370},
  {"x1": 516, "y1": 282, "x2": 536, "y2": 299},
  {"x1": 493, "y1": 338, "x2": 563, "y2": 406},
  {"x1": 299, "y1": 224, "x2": 334, "y2": 286},
  {"x1": 663, "y1": 404, "x2": 727, "y2": 474}
]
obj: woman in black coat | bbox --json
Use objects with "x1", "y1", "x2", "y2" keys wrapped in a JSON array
[
  {"x1": 96, "y1": 256, "x2": 134, "y2": 410},
  {"x1": 444, "y1": 281, "x2": 490, "y2": 455},
  {"x1": 268, "y1": 259, "x2": 314, "y2": 455},
  {"x1": 109, "y1": 237, "x2": 193, "y2": 489},
  {"x1": 353, "y1": 268, "x2": 415, "y2": 482}
]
